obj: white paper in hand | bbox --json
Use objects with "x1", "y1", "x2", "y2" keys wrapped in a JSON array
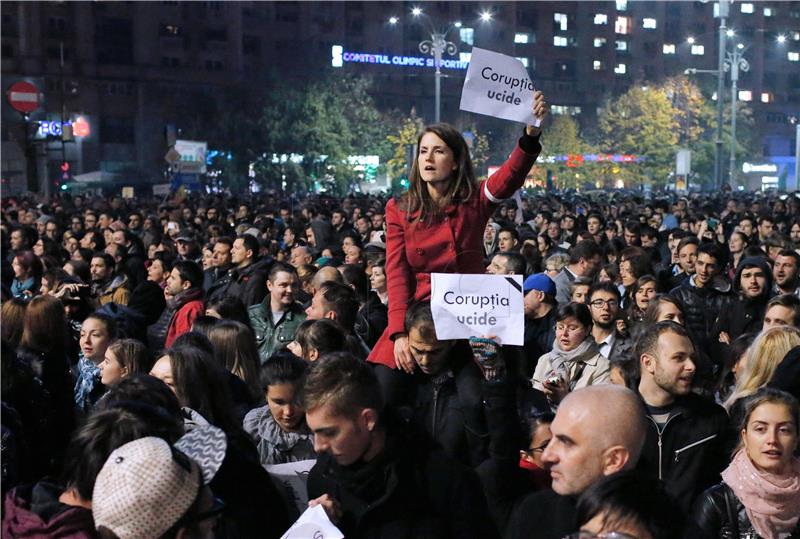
[
  {"x1": 459, "y1": 47, "x2": 539, "y2": 126},
  {"x1": 280, "y1": 504, "x2": 344, "y2": 539},
  {"x1": 430, "y1": 273, "x2": 525, "y2": 346}
]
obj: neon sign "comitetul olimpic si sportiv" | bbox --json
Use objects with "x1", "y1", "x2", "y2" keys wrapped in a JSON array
[{"x1": 331, "y1": 46, "x2": 469, "y2": 70}]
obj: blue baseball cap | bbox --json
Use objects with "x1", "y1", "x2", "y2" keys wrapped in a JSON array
[{"x1": 523, "y1": 273, "x2": 556, "y2": 296}]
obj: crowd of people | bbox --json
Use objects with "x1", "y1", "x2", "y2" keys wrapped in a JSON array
[{"x1": 2, "y1": 92, "x2": 800, "y2": 538}]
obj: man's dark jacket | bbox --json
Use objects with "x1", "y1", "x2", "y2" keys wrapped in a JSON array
[
  {"x1": 713, "y1": 256, "x2": 774, "y2": 343},
  {"x1": 401, "y1": 343, "x2": 489, "y2": 468},
  {"x1": 221, "y1": 256, "x2": 272, "y2": 307},
  {"x1": 636, "y1": 392, "x2": 729, "y2": 513},
  {"x1": 505, "y1": 489, "x2": 576, "y2": 539},
  {"x1": 307, "y1": 422, "x2": 499, "y2": 539},
  {"x1": 669, "y1": 276, "x2": 731, "y2": 355}
]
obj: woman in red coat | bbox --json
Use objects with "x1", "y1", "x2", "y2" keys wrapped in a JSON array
[{"x1": 368, "y1": 92, "x2": 548, "y2": 395}]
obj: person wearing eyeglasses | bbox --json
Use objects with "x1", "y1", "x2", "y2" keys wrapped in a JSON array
[
  {"x1": 532, "y1": 303, "x2": 611, "y2": 409},
  {"x1": 568, "y1": 471, "x2": 684, "y2": 539},
  {"x1": 587, "y1": 282, "x2": 633, "y2": 363}
]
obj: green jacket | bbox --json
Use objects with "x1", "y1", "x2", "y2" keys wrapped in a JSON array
[{"x1": 248, "y1": 300, "x2": 307, "y2": 363}]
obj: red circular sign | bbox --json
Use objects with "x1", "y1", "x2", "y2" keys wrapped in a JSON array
[{"x1": 6, "y1": 81, "x2": 41, "y2": 113}]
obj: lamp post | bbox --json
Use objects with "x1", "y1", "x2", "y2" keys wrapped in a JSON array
[
  {"x1": 418, "y1": 31, "x2": 457, "y2": 123},
  {"x1": 724, "y1": 45, "x2": 749, "y2": 188},
  {"x1": 392, "y1": 7, "x2": 492, "y2": 123},
  {"x1": 714, "y1": 0, "x2": 729, "y2": 189}
]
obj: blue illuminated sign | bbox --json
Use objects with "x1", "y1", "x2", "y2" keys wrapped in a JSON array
[{"x1": 332, "y1": 45, "x2": 469, "y2": 70}]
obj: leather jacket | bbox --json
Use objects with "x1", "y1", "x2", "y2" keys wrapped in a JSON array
[{"x1": 693, "y1": 482, "x2": 800, "y2": 539}]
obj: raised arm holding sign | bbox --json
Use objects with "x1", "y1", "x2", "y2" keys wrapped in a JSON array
[{"x1": 366, "y1": 78, "x2": 547, "y2": 402}]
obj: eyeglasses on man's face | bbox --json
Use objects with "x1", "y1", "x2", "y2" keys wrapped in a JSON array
[{"x1": 590, "y1": 299, "x2": 618, "y2": 309}]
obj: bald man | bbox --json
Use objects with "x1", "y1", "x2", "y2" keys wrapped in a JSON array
[
  {"x1": 309, "y1": 266, "x2": 342, "y2": 295},
  {"x1": 506, "y1": 385, "x2": 646, "y2": 539}
]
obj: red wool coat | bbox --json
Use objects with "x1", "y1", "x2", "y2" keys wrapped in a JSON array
[{"x1": 368, "y1": 136, "x2": 541, "y2": 368}]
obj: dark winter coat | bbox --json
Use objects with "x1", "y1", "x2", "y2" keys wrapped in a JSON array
[
  {"x1": 224, "y1": 256, "x2": 273, "y2": 307},
  {"x1": 669, "y1": 275, "x2": 731, "y2": 355},
  {"x1": 401, "y1": 344, "x2": 489, "y2": 468},
  {"x1": 307, "y1": 421, "x2": 499, "y2": 539},
  {"x1": 355, "y1": 292, "x2": 388, "y2": 349},
  {"x1": 637, "y1": 392, "x2": 730, "y2": 513}
]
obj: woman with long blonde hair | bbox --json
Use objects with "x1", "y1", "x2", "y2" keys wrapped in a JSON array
[{"x1": 725, "y1": 326, "x2": 800, "y2": 426}]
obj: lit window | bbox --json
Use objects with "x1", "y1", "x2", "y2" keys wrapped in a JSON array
[
  {"x1": 615, "y1": 16, "x2": 630, "y2": 34},
  {"x1": 738, "y1": 90, "x2": 752, "y2": 101},
  {"x1": 763, "y1": 7, "x2": 774, "y2": 16},
  {"x1": 614, "y1": 63, "x2": 626, "y2": 74},
  {"x1": 551, "y1": 105, "x2": 582, "y2": 115},
  {"x1": 516, "y1": 57, "x2": 529, "y2": 67},
  {"x1": 594, "y1": 13, "x2": 608, "y2": 25},
  {"x1": 554, "y1": 36, "x2": 568, "y2": 47},
  {"x1": 459, "y1": 52, "x2": 472, "y2": 63},
  {"x1": 789, "y1": 52, "x2": 800, "y2": 61},
  {"x1": 593, "y1": 60, "x2": 603, "y2": 70},
  {"x1": 616, "y1": 0, "x2": 627, "y2": 11},
  {"x1": 616, "y1": 40, "x2": 628, "y2": 51},
  {"x1": 793, "y1": 32, "x2": 800, "y2": 41},
  {"x1": 740, "y1": 3, "x2": 754, "y2": 13},
  {"x1": 643, "y1": 18, "x2": 657, "y2": 29},
  {"x1": 594, "y1": 37, "x2": 607, "y2": 47},
  {"x1": 460, "y1": 27, "x2": 474, "y2": 45},
  {"x1": 691, "y1": 45, "x2": 705, "y2": 55},
  {"x1": 514, "y1": 33, "x2": 529, "y2": 44},
  {"x1": 761, "y1": 92, "x2": 772, "y2": 103},
  {"x1": 663, "y1": 43, "x2": 676, "y2": 54},
  {"x1": 554, "y1": 13, "x2": 568, "y2": 31}
]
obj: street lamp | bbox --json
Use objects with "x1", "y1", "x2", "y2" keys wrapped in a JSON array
[{"x1": 724, "y1": 45, "x2": 749, "y2": 188}]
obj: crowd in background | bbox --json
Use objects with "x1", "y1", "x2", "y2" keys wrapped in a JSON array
[{"x1": 2, "y1": 186, "x2": 800, "y2": 538}]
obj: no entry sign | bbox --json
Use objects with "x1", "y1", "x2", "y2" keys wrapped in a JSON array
[{"x1": 6, "y1": 81, "x2": 41, "y2": 114}]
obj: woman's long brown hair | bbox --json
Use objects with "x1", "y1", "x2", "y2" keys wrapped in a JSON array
[{"x1": 399, "y1": 123, "x2": 476, "y2": 222}]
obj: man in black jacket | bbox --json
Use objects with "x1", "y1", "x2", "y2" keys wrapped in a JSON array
[
  {"x1": 396, "y1": 302, "x2": 489, "y2": 468},
  {"x1": 635, "y1": 321, "x2": 729, "y2": 513},
  {"x1": 669, "y1": 242, "x2": 731, "y2": 359},
  {"x1": 506, "y1": 385, "x2": 646, "y2": 539},
  {"x1": 304, "y1": 352, "x2": 498, "y2": 539},
  {"x1": 223, "y1": 234, "x2": 272, "y2": 307},
  {"x1": 715, "y1": 255, "x2": 774, "y2": 348}
]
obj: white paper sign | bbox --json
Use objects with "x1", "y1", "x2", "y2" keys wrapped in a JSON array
[
  {"x1": 430, "y1": 273, "x2": 524, "y2": 345},
  {"x1": 280, "y1": 505, "x2": 344, "y2": 539},
  {"x1": 265, "y1": 459, "x2": 316, "y2": 519},
  {"x1": 459, "y1": 47, "x2": 540, "y2": 126}
]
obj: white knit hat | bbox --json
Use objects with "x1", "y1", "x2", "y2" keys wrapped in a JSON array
[{"x1": 93, "y1": 425, "x2": 226, "y2": 539}]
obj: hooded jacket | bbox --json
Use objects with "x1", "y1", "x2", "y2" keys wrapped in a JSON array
[{"x1": 714, "y1": 256, "x2": 774, "y2": 342}]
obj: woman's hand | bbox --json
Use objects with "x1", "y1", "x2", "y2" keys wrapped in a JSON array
[
  {"x1": 543, "y1": 376, "x2": 569, "y2": 404},
  {"x1": 393, "y1": 335, "x2": 416, "y2": 374},
  {"x1": 526, "y1": 91, "x2": 549, "y2": 137}
]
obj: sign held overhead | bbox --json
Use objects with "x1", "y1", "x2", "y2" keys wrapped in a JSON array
[{"x1": 459, "y1": 47, "x2": 540, "y2": 126}]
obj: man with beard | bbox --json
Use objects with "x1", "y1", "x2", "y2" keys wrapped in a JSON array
[
  {"x1": 635, "y1": 321, "x2": 728, "y2": 512},
  {"x1": 773, "y1": 250, "x2": 800, "y2": 297},
  {"x1": 587, "y1": 282, "x2": 632, "y2": 362},
  {"x1": 715, "y1": 256, "x2": 774, "y2": 345},
  {"x1": 90, "y1": 252, "x2": 130, "y2": 306}
]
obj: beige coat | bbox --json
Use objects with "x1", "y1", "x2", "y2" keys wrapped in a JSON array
[{"x1": 531, "y1": 348, "x2": 611, "y2": 393}]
